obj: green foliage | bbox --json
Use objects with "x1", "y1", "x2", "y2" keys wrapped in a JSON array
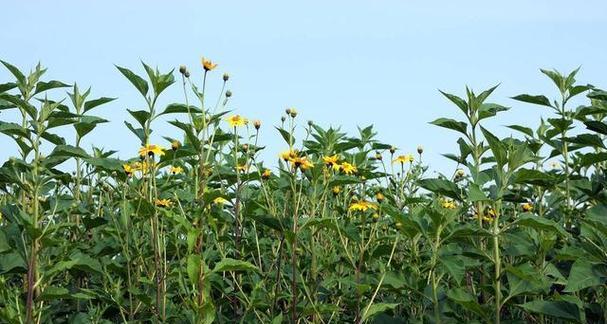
[{"x1": 0, "y1": 60, "x2": 606, "y2": 324}]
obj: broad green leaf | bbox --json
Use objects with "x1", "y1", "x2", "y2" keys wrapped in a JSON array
[
  {"x1": 564, "y1": 260, "x2": 607, "y2": 292},
  {"x1": 511, "y1": 94, "x2": 552, "y2": 107},
  {"x1": 83, "y1": 97, "x2": 116, "y2": 112},
  {"x1": 512, "y1": 213, "x2": 568, "y2": 236},
  {"x1": 430, "y1": 118, "x2": 468, "y2": 135},
  {"x1": 361, "y1": 303, "x2": 399, "y2": 322},
  {"x1": 211, "y1": 258, "x2": 259, "y2": 273},
  {"x1": 518, "y1": 300, "x2": 581, "y2": 323},
  {"x1": 34, "y1": 80, "x2": 70, "y2": 95},
  {"x1": 116, "y1": 65, "x2": 149, "y2": 97},
  {"x1": 418, "y1": 178, "x2": 461, "y2": 200}
]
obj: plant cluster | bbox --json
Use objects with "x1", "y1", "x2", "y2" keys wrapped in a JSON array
[{"x1": 0, "y1": 59, "x2": 606, "y2": 323}]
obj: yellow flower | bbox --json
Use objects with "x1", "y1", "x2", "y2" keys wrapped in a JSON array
[
  {"x1": 393, "y1": 154, "x2": 414, "y2": 164},
  {"x1": 236, "y1": 164, "x2": 249, "y2": 173},
  {"x1": 522, "y1": 203, "x2": 533, "y2": 212},
  {"x1": 280, "y1": 149, "x2": 298, "y2": 162},
  {"x1": 201, "y1": 57, "x2": 217, "y2": 71},
  {"x1": 340, "y1": 162, "x2": 357, "y2": 175},
  {"x1": 348, "y1": 200, "x2": 378, "y2": 212},
  {"x1": 376, "y1": 192, "x2": 385, "y2": 203},
  {"x1": 322, "y1": 155, "x2": 339, "y2": 166},
  {"x1": 171, "y1": 140, "x2": 181, "y2": 151},
  {"x1": 262, "y1": 169, "x2": 272, "y2": 179},
  {"x1": 226, "y1": 115, "x2": 248, "y2": 127},
  {"x1": 170, "y1": 166, "x2": 183, "y2": 175},
  {"x1": 134, "y1": 161, "x2": 156, "y2": 173},
  {"x1": 139, "y1": 144, "x2": 165, "y2": 157},
  {"x1": 123, "y1": 164, "x2": 135, "y2": 175},
  {"x1": 155, "y1": 198, "x2": 172, "y2": 208},
  {"x1": 213, "y1": 197, "x2": 229, "y2": 205},
  {"x1": 332, "y1": 186, "x2": 341, "y2": 195},
  {"x1": 291, "y1": 157, "x2": 314, "y2": 170},
  {"x1": 441, "y1": 198, "x2": 456, "y2": 209}
]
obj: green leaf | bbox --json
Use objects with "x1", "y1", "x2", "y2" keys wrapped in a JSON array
[
  {"x1": 430, "y1": 118, "x2": 468, "y2": 135},
  {"x1": 74, "y1": 116, "x2": 108, "y2": 138},
  {"x1": 0, "y1": 121, "x2": 30, "y2": 138},
  {"x1": 480, "y1": 126, "x2": 507, "y2": 167},
  {"x1": 478, "y1": 103, "x2": 509, "y2": 121},
  {"x1": 447, "y1": 288, "x2": 486, "y2": 318},
  {"x1": 0, "y1": 82, "x2": 17, "y2": 93},
  {"x1": 211, "y1": 258, "x2": 259, "y2": 273},
  {"x1": 585, "y1": 120, "x2": 607, "y2": 135},
  {"x1": 0, "y1": 60, "x2": 26, "y2": 85},
  {"x1": 83, "y1": 97, "x2": 116, "y2": 113},
  {"x1": 275, "y1": 126, "x2": 295, "y2": 145},
  {"x1": 41, "y1": 131, "x2": 66, "y2": 145},
  {"x1": 158, "y1": 103, "x2": 202, "y2": 116},
  {"x1": 127, "y1": 109, "x2": 151, "y2": 128},
  {"x1": 513, "y1": 168, "x2": 558, "y2": 187},
  {"x1": 512, "y1": 213, "x2": 568, "y2": 236},
  {"x1": 186, "y1": 255, "x2": 201, "y2": 286},
  {"x1": 418, "y1": 178, "x2": 461, "y2": 200},
  {"x1": 116, "y1": 65, "x2": 149, "y2": 98},
  {"x1": 565, "y1": 133, "x2": 605, "y2": 148},
  {"x1": 361, "y1": 303, "x2": 399, "y2": 322},
  {"x1": 467, "y1": 184, "x2": 489, "y2": 202},
  {"x1": 0, "y1": 252, "x2": 27, "y2": 274},
  {"x1": 49, "y1": 145, "x2": 90, "y2": 159},
  {"x1": 506, "y1": 125, "x2": 534, "y2": 137},
  {"x1": 511, "y1": 94, "x2": 552, "y2": 108},
  {"x1": 564, "y1": 260, "x2": 607, "y2": 292},
  {"x1": 439, "y1": 90, "x2": 468, "y2": 114},
  {"x1": 124, "y1": 121, "x2": 146, "y2": 144},
  {"x1": 34, "y1": 80, "x2": 70, "y2": 95},
  {"x1": 518, "y1": 300, "x2": 581, "y2": 323}
]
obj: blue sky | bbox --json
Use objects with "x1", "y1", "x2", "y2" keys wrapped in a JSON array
[{"x1": 1, "y1": 0, "x2": 606, "y2": 174}]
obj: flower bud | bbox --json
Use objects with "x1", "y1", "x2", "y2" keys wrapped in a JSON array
[
  {"x1": 171, "y1": 140, "x2": 182, "y2": 151},
  {"x1": 223, "y1": 73, "x2": 229, "y2": 81},
  {"x1": 375, "y1": 152, "x2": 382, "y2": 160},
  {"x1": 184, "y1": 71, "x2": 191, "y2": 78},
  {"x1": 389, "y1": 146, "x2": 396, "y2": 154},
  {"x1": 307, "y1": 120, "x2": 313, "y2": 127},
  {"x1": 456, "y1": 169, "x2": 465, "y2": 178},
  {"x1": 225, "y1": 90, "x2": 232, "y2": 98},
  {"x1": 289, "y1": 108, "x2": 298, "y2": 118},
  {"x1": 242, "y1": 144, "x2": 249, "y2": 152},
  {"x1": 253, "y1": 120, "x2": 261, "y2": 130},
  {"x1": 281, "y1": 116, "x2": 286, "y2": 122},
  {"x1": 417, "y1": 145, "x2": 424, "y2": 154},
  {"x1": 179, "y1": 65, "x2": 187, "y2": 74}
]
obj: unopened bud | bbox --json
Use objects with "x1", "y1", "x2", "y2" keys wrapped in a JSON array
[
  {"x1": 223, "y1": 73, "x2": 229, "y2": 81},
  {"x1": 171, "y1": 140, "x2": 181, "y2": 151},
  {"x1": 184, "y1": 71, "x2": 191, "y2": 78},
  {"x1": 389, "y1": 146, "x2": 396, "y2": 154},
  {"x1": 225, "y1": 90, "x2": 232, "y2": 98},
  {"x1": 417, "y1": 145, "x2": 424, "y2": 154},
  {"x1": 253, "y1": 120, "x2": 261, "y2": 130},
  {"x1": 179, "y1": 65, "x2": 187, "y2": 74}
]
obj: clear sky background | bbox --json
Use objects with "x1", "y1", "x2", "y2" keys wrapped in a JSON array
[{"x1": 1, "y1": 1, "x2": 606, "y2": 175}]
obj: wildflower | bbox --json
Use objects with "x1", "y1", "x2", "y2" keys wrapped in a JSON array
[
  {"x1": 155, "y1": 199, "x2": 172, "y2": 208},
  {"x1": 476, "y1": 208, "x2": 496, "y2": 222},
  {"x1": 348, "y1": 200, "x2": 378, "y2": 212},
  {"x1": 139, "y1": 144, "x2": 165, "y2": 157},
  {"x1": 291, "y1": 157, "x2": 314, "y2": 170},
  {"x1": 213, "y1": 197, "x2": 229, "y2": 205},
  {"x1": 170, "y1": 166, "x2": 183, "y2": 175},
  {"x1": 236, "y1": 164, "x2": 249, "y2": 173},
  {"x1": 372, "y1": 213, "x2": 380, "y2": 221},
  {"x1": 456, "y1": 169, "x2": 465, "y2": 178},
  {"x1": 441, "y1": 199, "x2": 456, "y2": 209},
  {"x1": 376, "y1": 192, "x2": 385, "y2": 203},
  {"x1": 226, "y1": 115, "x2": 248, "y2": 127},
  {"x1": 171, "y1": 140, "x2": 181, "y2": 151},
  {"x1": 332, "y1": 186, "x2": 341, "y2": 195},
  {"x1": 253, "y1": 120, "x2": 262, "y2": 130},
  {"x1": 280, "y1": 149, "x2": 298, "y2": 162},
  {"x1": 393, "y1": 154, "x2": 414, "y2": 164},
  {"x1": 522, "y1": 202, "x2": 533, "y2": 212},
  {"x1": 262, "y1": 169, "x2": 272, "y2": 180},
  {"x1": 201, "y1": 57, "x2": 217, "y2": 71},
  {"x1": 322, "y1": 155, "x2": 339, "y2": 167},
  {"x1": 340, "y1": 162, "x2": 357, "y2": 175},
  {"x1": 417, "y1": 145, "x2": 424, "y2": 154},
  {"x1": 123, "y1": 164, "x2": 135, "y2": 176},
  {"x1": 389, "y1": 146, "x2": 396, "y2": 154}
]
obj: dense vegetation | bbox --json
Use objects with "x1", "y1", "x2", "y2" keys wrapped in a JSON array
[{"x1": 0, "y1": 58, "x2": 606, "y2": 323}]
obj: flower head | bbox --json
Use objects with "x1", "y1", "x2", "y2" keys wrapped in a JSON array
[
  {"x1": 332, "y1": 186, "x2": 341, "y2": 195},
  {"x1": 155, "y1": 198, "x2": 173, "y2": 208},
  {"x1": 262, "y1": 169, "x2": 272, "y2": 180},
  {"x1": 349, "y1": 200, "x2": 378, "y2": 212},
  {"x1": 139, "y1": 144, "x2": 165, "y2": 157},
  {"x1": 393, "y1": 154, "x2": 414, "y2": 164},
  {"x1": 291, "y1": 157, "x2": 314, "y2": 171},
  {"x1": 280, "y1": 149, "x2": 299, "y2": 162},
  {"x1": 213, "y1": 197, "x2": 229, "y2": 205},
  {"x1": 376, "y1": 192, "x2": 385, "y2": 203},
  {"x1": 170, "y1": 166, "x2": 183, "y2": 175},
  {"x1": 322, "y1": 155, "x2": 339, "y2": 167},
  {"x1": 340, "y1": 162, "x2": 357, "y2": 175},
  {"x1": 202, "y1": 57, "x2": 217, "y2": 71},
  {"x1": 522, "y1": 202, "x2": 533, "y2": 212},
  {"x1": 123, "y1": 164, "x2": 135, "y2": 175},
  {"x1": 236, "y1": 164, "x2": 249, "y2": 173},
  {"x1": 171, "y1": 140, "x2": 181, "y2": 151},
  {"x1": 226, "y1": 115, "x2": 248, "y2": 127},
  {"x1": 441, "y1": 198, "x2": 456, "y2": 209}
]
